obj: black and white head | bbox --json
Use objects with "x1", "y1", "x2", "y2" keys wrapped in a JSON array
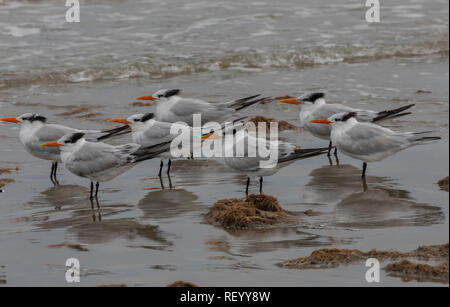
[
  {"x1": 277, "y1": 92, "x2": 325, "y2": 106},
  {"x1": 300, "y1": 92, "x2": 325, "y2": 105},
  {"x1": 309, "y1": 112, "x2": 357, "y2": 126},
  {"x1": 135, "y1": 89, "x2": 182, "y2": 101},
  {"x1": 41, "y1": 132, "x2": 85, "y2": 150},
  {"x1": 57, "y1": 132, "x2": 85, "y2": 147},
  {"x1": 18, "y1": 113, "x2": 47, "y2": 124},
  {"x1": 127, "y1": 113, "x2": 155, "y2": 125},
  {"x1": 108, "y1": 113, "x2": 155, "y2": 128},
  {"x1": 328, "y1": 112, "x2": 357, "y2": 123},
  {"x1": 153, "y1": 89, "x2": 182, "y2": 100}
]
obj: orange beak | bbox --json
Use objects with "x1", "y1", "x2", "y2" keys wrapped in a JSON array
[
  {"x1": 201, "y1": 132, "x2": 221, "y2": 140},
  {"x1": 135, "y1": 95, "x2": 156, "y2": 101},
  {"x1": 41, "y1": 141, "x2": 61, "y2": 147},
  {"x1": 108, "y1": 118, "x2": 131, "y2": 125},
  {"x1": 277, "y1": 98, "x2": 303, "y2": 105},
  {"x1": 309, "y1": 118, "x2": 332, "y2": 125},
  {"x1": 0, "y1": 117, "x2": 20, "y2": 124}
]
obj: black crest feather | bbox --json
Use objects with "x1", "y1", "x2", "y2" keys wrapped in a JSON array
[
  {"x1": 164, "y1": 89, "x2": 181, "y2": 98},
  {"x1": 141, "y1": 113, "x2": 155, "y2": 122},
  {"x1": 304, "y1": 92, "x2": 325, "y2": 102},
  {"x1": 68, "y1": 132, "x2": 85, "y2": 144},
  {"x1": 342, "y1": 112, "x2": 357, "y2": 121},
  {"x1": 30, "y1": 114, "x2": 47, "y2": 123}
]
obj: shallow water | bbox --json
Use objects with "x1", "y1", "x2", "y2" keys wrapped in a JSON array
[{"x1": 0, "y1": 0, "x2": 448, "y2": 286}]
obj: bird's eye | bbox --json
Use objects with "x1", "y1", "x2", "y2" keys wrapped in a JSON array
[
  {"x1": 233, "y1": 129, "x2": 237, "y2": 135},
  {"x1": 134, "y1": 119, "x2": 139, "y2": 122},
  {"x1": 158, "y1": 94, "x2": 163, "y2": 98}
]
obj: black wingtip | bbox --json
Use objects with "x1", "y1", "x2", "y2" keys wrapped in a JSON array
[
  {"x1": 98, "y1": 125, "x2": 131, "y2": 141},
  {"x1": 373, "y1": 104, "x2": 416, "y2": 122},
  {"x1": 234, "y1": 96, "x2": 270, "y2": 111}
]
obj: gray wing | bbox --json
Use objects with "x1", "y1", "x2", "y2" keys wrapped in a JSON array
[
  {"x1": 224, "y1": 134, "x2": 292, "y2": 171},
  {"x1": 339, "y1": 123, "x2": 407, "y2": 157},
  {"x1": 277, "y1": 141, "x2": 296, "y2": 159},
  {"x1": 143, "y1": 121, "x2": 174, "y2": 140},
  {"x1": 36, "y1": 124, "x2": 106, "y2": 142},
  {"x1": 67, "y1": 142, "x2": 138, "y2": 177},
  {"x1": 34, "y1": 124, "x2": 78, "y2": 142},
  {"x1": 314, "y1": 104, "x2": 357, "y2": 118},
  {"x1": 309, "y1": 104, "x2": 379, "y2": 122},
  {"x1": 224, "y1": 156, "x2": 261, "y2": 172},
  {"x1": 170, "y1": 98, "x2": 228, "y2": 122}
]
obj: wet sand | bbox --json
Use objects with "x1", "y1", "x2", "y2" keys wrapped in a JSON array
[
  {"x1": 0, "y1": 66, "x2": 448, "y2": 286},
  {"x1": 0, "y1": 0, "x2": 448, "y2": 286}
]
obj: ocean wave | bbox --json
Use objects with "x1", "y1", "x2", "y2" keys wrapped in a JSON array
[{"x1": 1, "y1": 38, "x2": 448, "y2": 89}]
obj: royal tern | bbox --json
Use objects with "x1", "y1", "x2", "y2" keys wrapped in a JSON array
[
  {"x1": 217, "y1": 126, "x2": 329, "y2": 194},
  {"x1": 41, "y1": 133, "x2": 170, "y2": 199},
  {"x1": 0, "y1": 113, "x2": 129, "y2": 184},
  {"x1": 135, "y1": 89, "x2": 266, "y2": 125},
  {"x1": 107, "y1": 113, "x2": 246, "y2": 176},
  {"x1": 309, "y1": 112, "x2": 441, "y2": 178},
  {"x1": 278, "y1": 93, "x2": 415, "y2": 155}
]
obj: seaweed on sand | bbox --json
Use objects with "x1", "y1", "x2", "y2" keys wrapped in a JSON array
[
  {"x1": 247, "y1": 116, "x2": 301, "y2": 133},
  {"x1": 167, "y1": 281, "x2": 198, "y2": 287},
  {"x1": 438, "y1": 176, "x2": 449, "y2": 192},
  {"x1": 385, "y1": 260, "x2": 449, "y2": 284},
  {"x1": 205, "y1": 194, "x2": 298, "y2": 230}
]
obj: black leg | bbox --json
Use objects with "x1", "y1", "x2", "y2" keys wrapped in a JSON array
[
  {"x1": 327, "y1": 141, "x2": 332, "y2": 157},
  {"x1": 327, "y1": 155, "x2": 333, "y2": 166},
  {"x1": 95, "y1": 182, "x2": 100, "y2": 198},
  {"x1": 158, "y1": 160, "x2": 163, "y2": 177},
  {"x1": 90, "y1": 182, "x2": 94, "y2": 199},
  {"x1": 53, "y1": 162, "x2": 59, "y2": 185},
  {"x1": 159, "y1": 176, "x2": 165, "y2": 190},
  {"x1": 53, "y1": 162, "x2": 58, "y2": 178},
  {"x1": 259, "y1": 177, "x2": 263, "y2": 194},
  {"x1": 167, "y1": 159, "x2": 172, "y2": 175},
  {"x1": 362, "y1": 162, "x2": 368, "y2": 178},
  {"x1": 245, "y1": 177, "x2": 250, "y2": 195},
  {"x1": 333, "y1": 147, "x2": 338, "y2": 156},
  {"x1": 334, "y1": 152, "x2": 340, "y2": 166},
  {"x1": 50, "y1": 162, "x2": 55, "y2": 183}
]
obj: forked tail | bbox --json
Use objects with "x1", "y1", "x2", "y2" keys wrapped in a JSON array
[
  {"x1": 278, "y1": 147, "x2": 330, "y2": 163},
  {"x1": 407, "y1": 131, "x2": 441, "y2": 144},
  {"x1": 373, "y1": 104, "x2": 415, "y2": 122}
]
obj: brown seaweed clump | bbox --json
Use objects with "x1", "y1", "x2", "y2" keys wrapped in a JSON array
[
  {"x1": 438, "y1": 176, "x2": 449, "y2": 192},
  {"x1": 277, "y1": 248, "x2": 367, "y2": 269},
  {"x1": 167, "y1": 281, "x2": 198, "y2": 287},
  {"x1": 247, "y1": 116, "x2": 301, "y2": 133},
  {"x1": 0, "y1": 178, "x2": 15, "y2": 189},
  {"x1": 276, "y1": 248, "x2": 408, "y2": 270},
  {"x1": 385, "y1": 260, "x2": 449, "y2": 284},
  {"x1": 416, "y1": 89, "x2": 432, "y2": 94},
  {"x1": 276, "y1": 244, "x2": 449, "y2": 270},
  {"x1": 205, "y1": 194, "x2": 298, "y2": 230},
  {"x1": 276, "y1": 243, "x2": 449, "y2": 284},
  {"x1": 0, "y1": 168, "x2": 11, "y2": 175},
  {"x1": 409, "y1": 243, "x2": 449, "y2": 261}
]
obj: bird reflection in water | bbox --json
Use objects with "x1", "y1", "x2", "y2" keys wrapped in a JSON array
[
  {"x1": 138, "y1": 188, "x2": 201, "y2": 220},
  {"x1": 303, "y1": 164, "x2": 443, "y2": 229}
]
